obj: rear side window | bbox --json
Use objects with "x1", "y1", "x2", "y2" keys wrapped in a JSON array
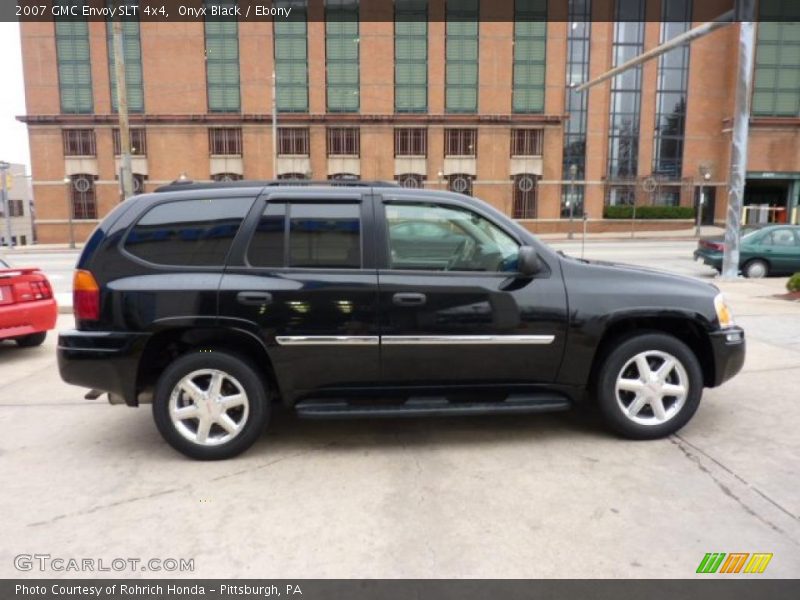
[
  {"x1": 125, "y1": 197, "x2": 254, "y2": 266},
  {"x1": 248, "y1": 202, "x2": 361, "y2": 269}
]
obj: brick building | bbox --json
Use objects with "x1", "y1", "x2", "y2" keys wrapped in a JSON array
[{"x1": 17, "y1": 0, "x2": 800, "y2": 243}]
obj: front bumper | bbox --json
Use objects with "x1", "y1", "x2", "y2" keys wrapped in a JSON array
[
  {"x1": 57, "y1": 329, "x2": 151, "y2": 406},
  {"x1": 708, "y1": 327, "x2": 745, "y2": 387}
]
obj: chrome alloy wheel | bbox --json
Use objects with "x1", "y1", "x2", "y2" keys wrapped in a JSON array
[
  {"x1": 168, "y1": 369, "x2": 250, "y2": 446},
  {"x1": 614, "y1": 350, "x2": 689, "y2": 426}
]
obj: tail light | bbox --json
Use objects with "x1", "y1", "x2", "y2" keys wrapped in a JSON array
[
  {"x1": 701, "y1": 240, "x2": 724, "y2": 251},
  {"x1": 6, "y1": 271, "x2": 53, "y2": 303},
  {"x1": 73, "y1": 270, "x2": 100, "y2": 321}
]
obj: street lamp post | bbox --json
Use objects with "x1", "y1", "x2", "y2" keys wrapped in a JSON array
[
  {"x1": 568, "y1": 164, "x2": 578, "y2": 240},
  {"x1": 0, "y1": 161, "x2": 11, "y2": 249},
  {"x1": 696, "y1": 166, "x2": 712, "y2": 237},
  {"x1": 63, "y1": 176, "x2": 75, "y2": 249}
]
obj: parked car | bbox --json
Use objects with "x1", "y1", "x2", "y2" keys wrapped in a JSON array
[
  {"x1": 58, "y1": 181, "x2": 745, "y2": 460},
  {"x1": 0, "y1": 256, "x2": 58, "y2": 347},
  {"x1": 694, "y1": 224, "x2": 800, "y2": 278}
]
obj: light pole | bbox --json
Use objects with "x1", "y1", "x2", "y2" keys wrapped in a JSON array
[
  {"x1": 696, "y1": 166, "x2": 712, "y2": 237},
  {"x1": 0, "y1": 161, "x2": 11, "y2": 248},
  {"x1": 568, "y1": 164, "x2": 578, "y2": 240},
  {"x1": 63, "y1": 176, "x2": 75, "y2": 249}
]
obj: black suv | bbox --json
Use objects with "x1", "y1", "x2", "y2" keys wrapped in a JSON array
[{"x1": 58, "y1": 181, "x2": 745, "y2": 459}]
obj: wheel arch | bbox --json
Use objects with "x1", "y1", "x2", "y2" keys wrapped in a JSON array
[
  {"x1": 588, "y1": 315, "x2": 716, "y2": 392},
  {"x1": 136, "y1": 326, "x2": 282, "y2": 406}
]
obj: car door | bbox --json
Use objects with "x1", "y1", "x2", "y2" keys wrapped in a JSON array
[
  {"x1": 758, "y1": 228, "x2": 800, "y2": 274},
  {"x1": 375, "y1": 195, "x2": 568, "y2": 387},
  {"x1": 218, "y1": 191, "x2": 380, "y2": 400}
]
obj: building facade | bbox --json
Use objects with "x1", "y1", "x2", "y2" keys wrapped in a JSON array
[
  {"x1": 1, "y1": 163, "x2": 35, "y2": 247},
  {"x1": 18, "y1": 0, "x2": 800, "y2": 243}
]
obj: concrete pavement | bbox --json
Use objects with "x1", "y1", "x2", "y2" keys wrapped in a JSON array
[{"x1": 0, "y1": 242, "x2": 798, "y2": 579}]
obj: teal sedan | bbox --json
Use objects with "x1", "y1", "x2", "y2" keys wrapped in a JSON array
[{"x1": 694, "y1": 224, "x2": 800, "y2": 278}]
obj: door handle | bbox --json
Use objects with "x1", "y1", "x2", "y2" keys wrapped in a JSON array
[
  {"x1": 237, "y1": 291, "x2": 273, "y2": 305},
  {"x1": 392, "y1": 292, "x2": 426, "y2": 307}
]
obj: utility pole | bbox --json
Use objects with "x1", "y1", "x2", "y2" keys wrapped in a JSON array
[
  {"x1": 272, "y1": 70, "x2": 278, "y2": 179},
  {"x1": 722, "y1": 0, "x2": 756, "y2": 280},
  {"x1": 1, "y1": 161, "x2": 11, "y2": 248},
  {"x1": 112, "y1": 18, "x2": 134, "y2": 201}
]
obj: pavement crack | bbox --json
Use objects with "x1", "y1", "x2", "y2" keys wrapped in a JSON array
[
  {"x1": 27, "y1": 487, "x2": 184, "y2": 528},
  {"x1": 670, "y1": 435, "x2": 799, "y2": 546}
]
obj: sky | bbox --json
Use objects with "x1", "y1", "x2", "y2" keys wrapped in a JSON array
[{"x1": 0, "y1": 22, "x2": 31, "y2": 172}]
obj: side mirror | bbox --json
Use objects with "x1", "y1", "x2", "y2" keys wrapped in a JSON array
[{"x1": 517, "y1": 245, "x2": 542, "y2": 276}]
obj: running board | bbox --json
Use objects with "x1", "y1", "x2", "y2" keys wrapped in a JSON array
[{"x1": 294, "y1": 394, "x2": 571, "y2": 419}]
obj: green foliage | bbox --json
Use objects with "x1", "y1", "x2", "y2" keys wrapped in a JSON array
[
  {"x1": 787, "y1": 273, "x2": 800, "y2": 293},
  {"x1": 603, "y1": 205, "x2": 696, "y2": 220}
]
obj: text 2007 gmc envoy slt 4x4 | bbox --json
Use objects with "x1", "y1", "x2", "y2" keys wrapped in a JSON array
[{"x1": 58, "y1": 181, "x2": 745, "y2": 460}]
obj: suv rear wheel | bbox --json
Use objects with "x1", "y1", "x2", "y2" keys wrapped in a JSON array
[
  {"x1": 152, "y1": 351, "x2": 270, "y2": 460},
  {"x1": 595, "y1": 333, "x2": 703, "y2": 439}
]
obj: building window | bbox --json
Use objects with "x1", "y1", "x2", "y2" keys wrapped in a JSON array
[
  {"x1": 561, "y1": 0, "x2": 591, "y2": 217},
  {"x1": 132, "y1": 173, "x2": 146, "y2": 194},
  {"x1": 205, "y1": 1, "x2": 241, "y2": 113},
  {"x1": 447, "y1": 174, "x2": 473, "y2": 196},
  {"x1": 277, "y1": 172, "x2": 309, "y2": 180},
  {"x1": 607, "y1": 0, "x2": 645, "y2": 181},
  {"x1": 112, "y1": 128, "x2": 147, "y2": 155},
  {"x1": 326, "y1": 0, "x2": 360, "y2": 113},
  {"x1": 606, "y1": 184, "x2": 636, "y2": 207},
  {"x1": 69, "y1": 174, "x2": 97, "y2": 219},
  {"x1": 445, "y1": 0, "x2": 479, "y2": 113},
  {"x1": 445, "y1": 128, "x2": 477, "y2": 157},
  {"x1": 209, "y1": 128, "x2": 243, "y2": 155},
  {"x1": 55, "y1": 5, "x2": 93, "y2": 114},
  {"x1": 395, "y1": 0, "x2": 428, "y2": 113},
  {"x1": 106, "y1": 1, "x2": 144, "y2": 113},
  {"x1": 62, "y1": 129, "x2": 96, "y2": 156},
  {"x1": 753, "y1": 15, "x2": 800, "y2": 116},
  {"x1": 510, "y1": 129, "x2": 543, "y2": 156},
  {"x1": 328, "y1": 173, "x2": 360, "y2": 181},
  {"x1": 394, "y1": 128, "x2": 427, "y2": 156},
  {"x1": 211, "y1": 173, "x2": 243, "y2": 182},
  {"x1": 8, "y1": 200, "x2": 25, "y2": 217},
  {"x1": 654, "y1": 187, "x2": 681, "y2": 207},
  {"x1": 653, "y1": 0, "x2": 691, "y2": 178},
  {"x1": 512, "y1": 174, "x2": 539, "y2": 219},
  {"x1": 274, "y1": 1, "x2": 309, "y2": 112},
  {"x1": 278, "y1": 128, "x2": 310, "y2": 155},
  {"x1": 396, "y1": 173, "x2": 426, "y2": 188},
  {"x1": 326, "y1": 128, "x2": 360, "y2": 156},
  {"x1": 512, "y1": 0, "x2": 547, "y2": 113}
]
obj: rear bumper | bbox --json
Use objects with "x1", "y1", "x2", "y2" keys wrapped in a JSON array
[
  {"x1": 0, "y1": 299, "x2": 58, "y2": 340},
  {"x1": 57, "y1": 329, "x2": 150, "y2": 406},
  {"x1": 708, "y1": 327, "x2": 746, "y2": 387},
  {"x1": 694, "y1": 250, "x2": 723, "y2": 270}
]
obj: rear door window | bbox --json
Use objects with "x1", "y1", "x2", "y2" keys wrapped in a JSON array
[
  {"x1": 247, "y1": 202, "x2": 362, "y2": 269},
  {"x1": 125, "y1": 197, "x2": 254, "y2": 266}
]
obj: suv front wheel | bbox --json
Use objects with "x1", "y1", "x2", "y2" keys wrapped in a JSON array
[
  {"x1": 595, "y1": 333, "x2": 703, "y2": 439},
  {"x1": 152, "y1": 351, "x2": 270, "y2": 460}
]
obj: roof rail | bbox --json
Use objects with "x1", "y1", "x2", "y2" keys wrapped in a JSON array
[{"x1": 154, "y1": 179, "x2": 400, "y2": 193}]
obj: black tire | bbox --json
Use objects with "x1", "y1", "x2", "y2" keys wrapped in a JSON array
[
  {"x1": 742, "y1": 259, "x2": 768, "y2": 279},
  {"x1": 152, "y1": 350, "x2": 270, "y2": 460},
  {"x1": 595, "y1": 332, "x2": 703, "y2": 440},
  {"x1": 16, "y1": 332, "x2": 47, "y2": 347}
]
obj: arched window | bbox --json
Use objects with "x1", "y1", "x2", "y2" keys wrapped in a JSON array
[
  {"x1": 277, "y1": 172, "x2": 309, "y2": 180},
  {"x1": 395, "y1": 173, "x2": 425, "y2": 189},
  {"x1": 328, "y1": 173, "x2": 360, "y2": 181},
  {"x1": 70, "y1": 174, "x2": 97, "y2": 219},
  {"x1": 447, "y1": 173, "x2": 473, "y2": 196},
  {"x1": 133, "y1": 174, "x2": 146, "y2": 195},
  {"x1": 512, "y1": 174, "x2": 539, "y2": 219},
  {"x1": 212, "y1": 173, "x2": 243, "y2": 182}
]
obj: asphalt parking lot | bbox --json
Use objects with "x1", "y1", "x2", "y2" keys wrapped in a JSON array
[{"x1": 1, "y1": 240, "x2": 799, "y2": 578}]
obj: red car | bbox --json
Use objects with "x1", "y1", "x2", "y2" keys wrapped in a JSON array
[{"x1": 0, "y1": 257, "x2": 58, "y2": 347}]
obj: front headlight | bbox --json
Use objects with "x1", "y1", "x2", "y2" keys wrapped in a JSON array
[{"x1": 714, "y1": 293, "x2": 735, "y2": 329}]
